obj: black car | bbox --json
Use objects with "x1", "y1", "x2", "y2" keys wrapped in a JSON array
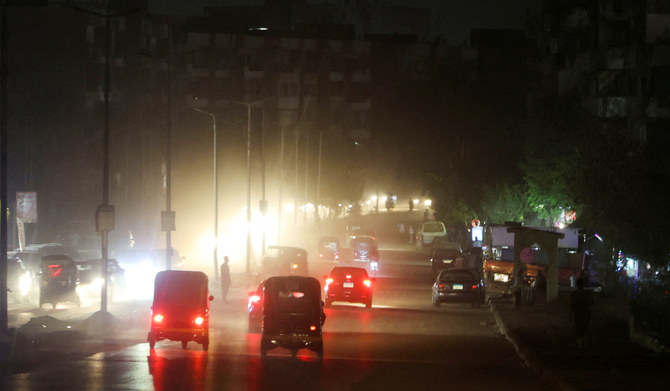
[
  {"x1": 432, "y1": 268, "x2": 484, "y2": 308},
  {"x1": 323, "y1": 266, "x2": 374, "y2": 308},
  {"x1": 430, "y1": 248, "x2": 463, "y2": 273}
]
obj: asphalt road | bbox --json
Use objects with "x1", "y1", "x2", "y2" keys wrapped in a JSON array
[{"x1": 2, "y1": 245, "x2": 545, "y2": 391}]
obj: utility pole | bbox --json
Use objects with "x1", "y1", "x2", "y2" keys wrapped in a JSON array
[{"x1": 1, "y1": 3, "x2": 8, "y2": 335}]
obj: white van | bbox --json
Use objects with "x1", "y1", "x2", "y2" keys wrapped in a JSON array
[{"x1": 418, "y1": 221, "x2": 447, "y2": 247}]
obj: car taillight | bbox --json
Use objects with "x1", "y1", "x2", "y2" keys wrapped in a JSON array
[
  {"x1": 249, "y1": 294, "x2": 261, "y2": 304},
  {"x1": 363, "y1": 279, "x2": 372, "y2": 288},
  {"x1": 194, "y1": 316, "x2": 205, "y2": 326},
  {"x1": 472, "y1": 284, "x2": 478, "y2": 290},
  {"x1": 310, "y1": 325, "x2": 317, "y2": 331},
  {"x1": 438, "y1": 284, "x2": 445, "y2": 290},
  {"x1": 325, "y1": 278, "x2": 333, "y2": 286},
  {"x1": 153, "y1": 314, "x2": 165, "y2": 323}
]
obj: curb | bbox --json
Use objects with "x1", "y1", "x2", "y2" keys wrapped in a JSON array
[{"x1": 490, "y1": 304, "x2": 581, "y2": 391}]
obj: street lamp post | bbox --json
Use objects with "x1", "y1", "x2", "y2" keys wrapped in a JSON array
[
  {"x1": 233, "y1": 98, "x2": 271, "y2": 275},
  {"x1": 194, "y1": 108, "x2": 219, "y2": 281}
]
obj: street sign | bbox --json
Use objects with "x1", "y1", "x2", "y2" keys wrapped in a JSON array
[
  {"x1": 161, "y1": 210, "x2": 175, "y2": 232},
  {"x1": 16, "y1": 192, "x2": 38, "y2": 223}
]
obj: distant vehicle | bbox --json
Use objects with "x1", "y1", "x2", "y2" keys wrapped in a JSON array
[
  {"x1": 431, "y1": 268, "x2": 485, "y2": 308},
  {"x1": 345, "y1": 225, "x2": 375, "y2": 247},
  {"x1": 148, "y1": 270, "x2": 213, "y2": 351},
  {"x1": 247, "y1": 279, "x2": 267, "y2": 333},
  {"x1": 317, "y1": 236, "x2": 340, "y2": 263},
  {"x1": 261, "y1": 246, "x2": 309, "y2": 276},
  {"x1": 430, "y1": 248, "x2": 464, "y2": 273},
  {"x1": 75, "y1": 258, "x2": 126, "y2": 300},
  {"x1": 260, "y1": 276, "x2": 325, "y2": 359},
  {"x1": 7, "y1": 256, "x2": 32, "y2": 303},
  {"x1": 323, "y1": 266, "x2": 374, "y2": 308},
  {"x1": 351, "y1": 236, "x2": 380, "y2": 275},
  {"x1": 38, "y1": 254, "x2": 80, "y2": 309},
  {"x1": 112, "y1": 247, "x2": 160, "y2": 299},
  {"x1": 417, "y1": 221, "x2": 447, "y2": 248}
]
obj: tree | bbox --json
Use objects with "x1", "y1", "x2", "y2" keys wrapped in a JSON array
[{"x1": 480, "y1": 183, "x2": 529, "y2": 224}]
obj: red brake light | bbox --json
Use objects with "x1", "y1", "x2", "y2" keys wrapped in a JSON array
[
  {"x1": 194, "y1": 316, "x2": 204, "y2": 326},
  {"x1": 310, "y1": 325, "x2": 317, "y2": 331},
  {"x1": 438, "y1": 284, "x2": 445, "y2": 289},
  {"x1": 363, "y1": 279, "x2": 372, "y2": 288},
  {"x1": 153, "y1": 314, "x2": 164, "y2": 323},
  {"x1": 48, "y1": 264, "x2": 61, "y2": 268},
  {"x1": 472, "y1": 285, "x2": 478, "y2": 290},
  {"x1": 249, "y1": 294, "x2": 261, "y2": 304},
  {"x1": 325, "y1": 278, "x2": 333, "y2": 286}
]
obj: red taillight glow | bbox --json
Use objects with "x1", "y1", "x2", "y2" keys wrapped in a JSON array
[
  {"x1": 153, "y1": 314, "x2": 164, "y2": 323},
  {"x1": 363, "y1": 279, "x2": 372, "y2": 288},
  {"x1": 194, "y1": 316, "x2": 205, "y2": 326},
  {"x1": 438, "y1": 284, "x2": 445, "y2": 289},
  {"x1": 472, "y1": 285, "x2": 478, "y2": 290},
  {"x1": 249, "y1": 294, "x2": 261, "y2": 304},
  {"x1": 325, "y1": 278, "x2": 333, "y2": 286},
  {"x1": 310, "y1": 325, "x2": 317, "y2": 331}
]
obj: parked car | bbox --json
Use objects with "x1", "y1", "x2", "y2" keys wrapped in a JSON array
[
  {"x1": 431, "y1": 268, "x2": 485, "y2": 308},
  {"x1": 417, "y1": 221, "x2": 447, "y2": 248},
  {"x1": 323, "y1": 266, "x2": 374, "y2": 308},
  {"x1": 430, "y1": 248, "x2": 464, "y2": 273}
]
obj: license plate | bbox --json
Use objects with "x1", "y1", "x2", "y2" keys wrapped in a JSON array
[
  {"x1": 494, "y1": 273, "x2": 509, "y2": 283},
  {"x1": 343, "y1": 282, "x2": 354, "y2": 288},
  {"x1": 452, "y1": 284, "x2": 463, "y2": 290}
]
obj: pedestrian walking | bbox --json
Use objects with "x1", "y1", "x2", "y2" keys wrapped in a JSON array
[
  {"x1": 408, "y1": 198, "x2": 414, "y2": 212},
  {"x1": 220, "y1": 256, "x2": 231, "y2": 303},
  {"x1": 570, "y1": 278, "x2": 593, "y2": 348},
  {"x1": 408, "y1": 225, "x2": 415, "y2": 243}
]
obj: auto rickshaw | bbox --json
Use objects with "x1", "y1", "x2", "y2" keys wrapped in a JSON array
[
  {"x1": 147, "y1": 270, "x2": 213, "y2": 351},
  {"x1": 38, "y1": 255, "x2": 80, "y2": 309},
  {"x1": 317, "y1": 236, "x2": 340, "y2": 263},
  {"x1": 260, "y1": 276, "x2": 325, "y2": 360}
]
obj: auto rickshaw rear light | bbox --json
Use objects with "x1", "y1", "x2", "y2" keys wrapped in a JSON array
[
  {"x1": 194, "y1": 316, "x2": 204, "y2": 326},
  {"x1": 325, "y1": 278, "x2": 333, "y2": 286},
  {"x1": 363, "y1": 279, "x2": 372, "y2": 288},
  {"x1": 310, "y1": 325, "x2": 317, "y2": 331},
  {"x1": 153, "y1": 314, "x2": 165, "y2": 323},
  {"x1": 249, "y1": 294, "x2": 261, "y2": 304}
]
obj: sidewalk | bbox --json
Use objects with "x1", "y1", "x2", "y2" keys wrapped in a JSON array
[{"x1": 491, "y1": 289, "x2": 670, "y2": 391}]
